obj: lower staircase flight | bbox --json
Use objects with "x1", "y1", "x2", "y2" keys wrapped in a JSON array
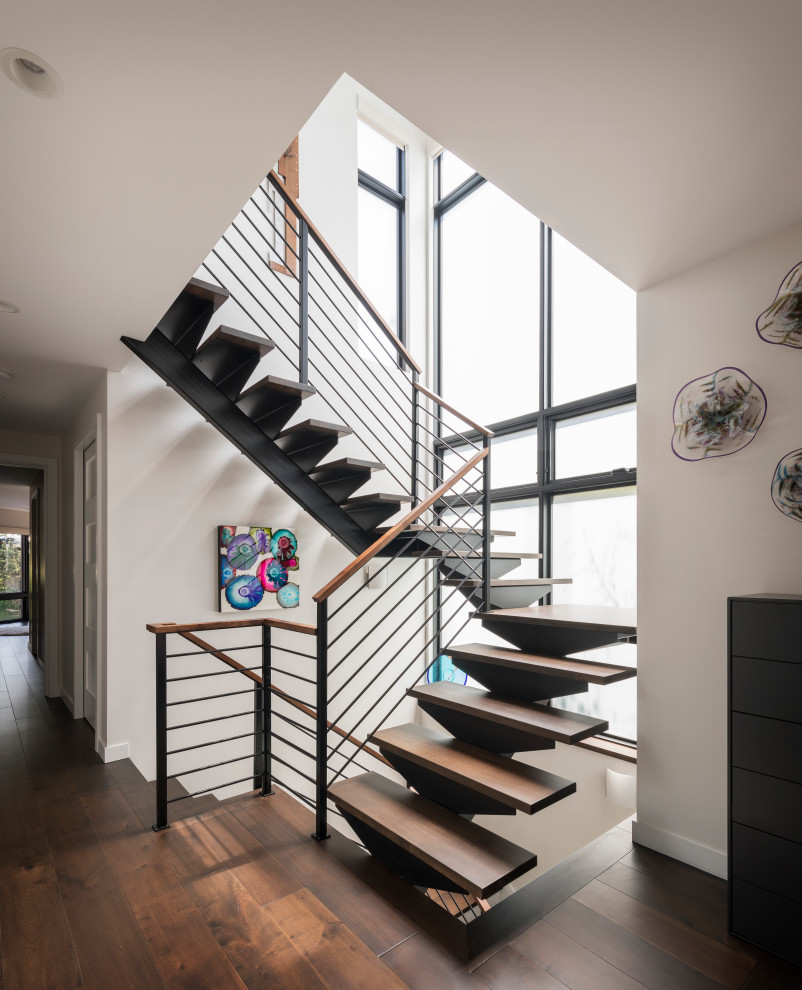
[{"x1": 329, "y1": 604, "x2": 636, "y2": 903}]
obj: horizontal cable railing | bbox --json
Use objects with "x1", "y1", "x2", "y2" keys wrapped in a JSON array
[
  {"x1": 199, "y1": 170, "x2": 420, "y2": 501},
  {"x1": 146, "y1": 616, "x2": 396, "y2": 831}
]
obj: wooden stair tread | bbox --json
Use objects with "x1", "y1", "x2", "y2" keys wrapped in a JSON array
[
  {"x1": 375, "y1": 524, "x2": 516, "y2": 537},
  {"x1": 444, "y1": 551, "x2": 542, "y2": 559},
  {"x1": 448, "y1": 643, "x2": 637, "y2": 684},
  {"x1": 342, "y1": 493, "x2": 414, "y2": 506},
  {"x1": 196, "y1": 324, "x2": 275, "y2": 355},
  {"x1": 328, "y1": 772, "x2": 537, "y2": 898},
  {"x1": 309, "y1": 457, "x2": 385, "y2": 475},
  {"x1": 478, "y1": 604, "x2": 636, "y2": 635},
  {"x1": 441, "y1": 577, "x2": 572, "y2": 587},
  {"x1": 370, "y1": 723, "x2": 576, "y2": 813},
  {"x1": 185, "y1": 276, "x2": 230, "y2": 309},
  {"x1": 239, "y1": 374, "x2": 316, "y2": 399},
  {"x1": 409, "y1": 682, "x2": 608, "y2": 743},
  {"x1": 276, "y1": 418, "x2": 353, "y2": 439}
]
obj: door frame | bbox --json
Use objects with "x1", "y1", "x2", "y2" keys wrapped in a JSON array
[
  {"x1": 72, "y1": 420, "x2": 104, "y2": 738},
  {"x1": 0, "y1": 451, "x2": 59, "y2": 698}
]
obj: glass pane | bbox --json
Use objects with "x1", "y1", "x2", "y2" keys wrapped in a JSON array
[
  {"x1": 0, "y1": 598, "x2": 22, "y2": 622},
  {"x1": 0, "y1": 534, "x2": 22, "y2": 593},
  {"x1": 553, "y1": 644, "x2": 637, "y2": 740},
  {"x1": 490, "y1": 498, "x2": 540, "y2": 578},
  {"x1": 551, "y1": 488, "x2": 636, "y2": 739},
  {"x1": 441, "y1": 429, "x2": 537, "y2": 490},
  {"x1": 358, "y1": 120, "x2": 398, "y2": 190},
  {"x1": 439, "y1": 150, "x2": 475, "y2": 198},
  {"x1": 358, "y1": 187, "x2": 399, "y2": 337},
  {"x1": 551, "y1": 487, "x2": 636, "y2": 606},
  {"x1": 552, "y1": 232, "x2": 636, "y2": 405},
  {"x1": 441, "y1": 182, "x2": 540, "y2": 426},
  {"x1": 555, "y1": 404, "x2": 636, "y2": 479},
  {"x1": 437, "y1": 499, "x2": 540, "y2": 672}
]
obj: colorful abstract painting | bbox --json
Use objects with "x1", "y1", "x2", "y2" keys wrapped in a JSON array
[
  {"x1": 218, "y1": 525, "x2": 300, "y2": 612},
  {"x1": 757, "y1": 261, "x2": 802, "y2": 348},
  {"x1": 671, "y1": 367, "x2": 766, "y2": 461}
]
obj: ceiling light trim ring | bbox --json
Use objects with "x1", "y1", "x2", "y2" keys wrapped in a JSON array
[{"x1": 1, "y1": 48, "x2": 63, "y2": 98}]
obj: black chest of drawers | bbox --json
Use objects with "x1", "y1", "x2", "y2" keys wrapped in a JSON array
[{"x1": 728, "y1": 594, "x2": 802, "y2": 967}]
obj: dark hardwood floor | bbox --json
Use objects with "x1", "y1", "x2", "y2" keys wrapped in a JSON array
[{"x1": 1, "y1": 634, "x2": 800, "y2": 990}]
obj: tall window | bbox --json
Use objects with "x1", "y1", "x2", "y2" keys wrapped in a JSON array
[
  {"x1": 0, "y1": 533, "x2": 28, "y2": 623},
  {"x1": 434, "y1": 151, "x2": 637, "y2": 741},
  {"x1": 357, "y1": 120, "x2": 406, "y2": 351}
]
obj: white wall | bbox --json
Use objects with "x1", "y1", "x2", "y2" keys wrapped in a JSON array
[
  {"x1": 298, "y1": 73, "x2": 434, "y2": 375},
  {"x1": 479, "y1": 744, "x2": 635, "y2": 888},
  {"x1": 104, "y1": 358, "x2": 355, "y2": 776},
  {"x1": 0, "y1": 429, "x2": 61, "y2": 461},
  {"x1": 0, "y1": 507, "x2": 29, "y2": 532},
  {"x1": 635, "y1": 220, "x2": 802, "y2": 877}
]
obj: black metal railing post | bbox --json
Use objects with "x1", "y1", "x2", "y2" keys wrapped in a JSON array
[
  {"x1": 299, "y1": 219, "x2": 309, "y2": 383},
  {"x1": 482, "y1": 436, "x2": 492, "y2": 612},
  {"x1": 313, "y1": 600, "x2": 330, "y2": 840},
  {"x1": 153, "y1": 632, "x2": 169, "y2": 831},
  {"x1": 253, "y1": 679, "x2": 264, "y2": 790},
  {"x1": 411, "y1": 374, "x2": 419, "y2": 506},
  {"x1": 261, "y1": 622, "x2": 273, "y2": 796}
]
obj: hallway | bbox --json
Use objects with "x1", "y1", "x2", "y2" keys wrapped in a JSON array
[{"x1": 1, "y1": 634, "x2": 799, "y2": 990}]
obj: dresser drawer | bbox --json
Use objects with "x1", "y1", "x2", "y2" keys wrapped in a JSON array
[
  {"x1": 732, "y1": 656, "x2": 802, "y2": 724},
  {"x1": 731, "y1": 879, "x2": 802, "y2": 967},
  {"x1": 730, "y1": 601, "x2": 802, "y2": 663},
  {"x1": 731, "y1": 712, "x2": 802, "y2": 784},
  {"x1": 731, "y1": 823, "x2": 802, "y2": 905},
  {"x1": 731, "y1": 768, "x2": 802, "y2": 844}
]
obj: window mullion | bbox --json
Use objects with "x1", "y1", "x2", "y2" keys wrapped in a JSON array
[{"x1": 540, "y1": 223, "x2": 552, "y2": 591}]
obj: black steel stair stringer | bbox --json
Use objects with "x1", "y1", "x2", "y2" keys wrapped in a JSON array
[{"x1": 121, "y1": 331, "x2": 374, "y2": 556}]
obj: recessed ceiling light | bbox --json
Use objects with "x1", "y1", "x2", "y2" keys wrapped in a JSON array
[
  {"x1": 1, "y1": 48, "x2": 63, "y2": 98},
  {"x1": 0, "y1": 300, "x2": 20, "y2": 314}
]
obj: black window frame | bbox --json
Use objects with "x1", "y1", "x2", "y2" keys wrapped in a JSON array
[
  {"x1": 357, "y1": 133, "x2": 406, "y2": 352},
  {"x1": 433, "y1": 153, "x2": 637, "y2": 742},
  {"x1": 0, "y1": 532, "x2": 29, "y2": 624}
]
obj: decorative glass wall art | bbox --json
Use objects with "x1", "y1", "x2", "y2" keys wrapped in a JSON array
[
  {"x1": 672, "y1": 367, "x2": 766, "y2": 461},
  {"x1": 426, "y1": 654, "x2": 468, "y2": 685},
  {"x1": 757, "y1": 261, "x2": 802, "y2": 348},
  {"x1": 218, "y1": 525, "x2": 299, "y2": 612},
  {"x1": 771, "y1": 450, "x2": 802, "y2": 523}
]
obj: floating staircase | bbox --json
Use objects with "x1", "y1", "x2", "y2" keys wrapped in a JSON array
[
  {"x1": 137, "y1": 174, "x2": 636, "y2": 957},
  {"x1": 329, "y1": 603, "x2": 636, "y2": 903},
  {"x1": 123, "y1": 277, "x2": 568, "y2": 612}
]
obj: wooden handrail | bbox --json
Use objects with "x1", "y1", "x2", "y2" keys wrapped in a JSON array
[
  {"x1": 146, "y1": 617, "x2": 316, "y2": 636},
  {"x1": 178, "y1": 631, "x2": 392, "y2": 770},
  {"x1": 414, "y1": 382, "x2": 495, "y2": 439},
  {"x1": 313, "y1": 446, "x2": 489, "y2": 602},
  {"x1": 266, "y1": 171, "x2": 423, "y2": 375}
]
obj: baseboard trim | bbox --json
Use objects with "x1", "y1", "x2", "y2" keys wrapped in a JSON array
[
  {"x1": 60, "y1": 688, "x2": 75, "y2": 715},
  {"x1": 97, "y1": 738, "x2": 129, "y2": 763},
  {"x1": 632, "y1": 819, "x2": 727, "y2": 879}
]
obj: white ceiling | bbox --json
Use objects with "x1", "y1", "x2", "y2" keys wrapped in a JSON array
[{"x1": 3, "y1": 0, "x2": 802, "y2": 433}]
